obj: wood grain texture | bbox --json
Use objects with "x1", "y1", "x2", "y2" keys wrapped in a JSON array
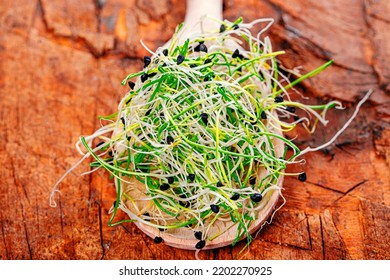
[{"x1": 0, "y1": 0, "x2": 389, "y2": 260}]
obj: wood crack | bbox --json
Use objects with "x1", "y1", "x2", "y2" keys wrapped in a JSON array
[
  {"x1": 331, "y1": 179, "x2": 368, "y2": 205},
  {"x1": 306, "y1": 215, "x2": 313, "y2": 251},
  {"x1": 23, "y1": 220, "x2": 33, "y2": 260},
  {"x1": 97, "y1": 202, "x2": 106, "y2": 260},
  {"x1": 308, "y1": 181, "x2": 345, "y2": 194},
  {"x1": 319, "y1": 215, "x2": 325, "y2": 259},
  {"x1": 1, "y1": 221, "x2": 9, "y2": 260},
  {"x1": 18, "y1": 195, "x2": 33, "y2": 259},
  {"x1": 10, "y1": 160, "x2": 30, "y2": 204}
]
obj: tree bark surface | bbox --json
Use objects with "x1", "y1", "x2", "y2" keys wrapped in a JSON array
[{"x1": 0, "y1": 0, "x2": 389, "y2": 259}]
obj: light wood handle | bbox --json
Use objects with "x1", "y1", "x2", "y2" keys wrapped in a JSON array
[{"x1": 183, "y1": 0, "x2": 223, "y2": 34}]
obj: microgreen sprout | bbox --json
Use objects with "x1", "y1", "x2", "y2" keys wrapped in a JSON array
[{"x1": 50, "y1": 16, "x2": 372, "y2": 251}]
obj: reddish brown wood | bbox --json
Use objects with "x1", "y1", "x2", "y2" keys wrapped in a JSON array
[{"x1": 0, "y1": 0, "x2": 389, "y2": 260}]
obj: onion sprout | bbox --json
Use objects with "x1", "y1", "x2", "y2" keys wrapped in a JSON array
[{"x1": 50, "y1": 17, "x2": 372, "y2": 250}]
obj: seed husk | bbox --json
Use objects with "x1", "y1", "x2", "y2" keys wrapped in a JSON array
[
  {"x1": 200, "y1": 113, "x2": 208, "y2": 125},
  {"x1": 177, "y1": 55, "x2": 185, "y2": 65},
  {"x1": 194, "y1": 231, "x2": 202, "y2": 240},
  {"x1": 232, "y1": 49, "x2": 240, "y2": 58},
  {"x1": 160, "y1": 183, "x2": 170, "y2": 191},
  {"x1": 298, "y1": 172, "x2": 307, "y2": 182},
  {"x1": 274, "y1": 95, "x2": 284, "y2": 103},
  {"x1": 166, "y1": 135, "x2": 174, "y2": 144},
  {"x1": 128, "y1": 81, "x2": 135, "y2": 89},
  {"x1": 210, "y1": 204, "x2": 220, "y2": 213},
  {"x1": 143, "y1": 56, "x2": 151, "y2": 67},
  {"x1": 195, "y1": 240, "x2": 206, "y2": 249},
  {"x1": 250, "y1": 193, "x2": 263, "y2": 203},
  {"x1": 230, "y1": 193, "x2": 240, "y2": 201},
  {"x1": 154, "y1": 236, "x2": 163, "y2": 244},
  {"x1": 188, "y1": 173, "x2": 195, "y2": 182}
]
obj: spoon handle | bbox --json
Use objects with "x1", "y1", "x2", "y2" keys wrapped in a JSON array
[{"x1": 183, "y1": 0, "x2": 223, "y2": 34}]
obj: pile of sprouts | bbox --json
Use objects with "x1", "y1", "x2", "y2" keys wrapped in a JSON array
[{"x1": 51, "y1": 17, "x2": 371, "y2": 251}]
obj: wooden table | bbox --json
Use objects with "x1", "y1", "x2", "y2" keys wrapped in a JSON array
[{"x1": 0, "y1": 0, "x2": 389, "y2": 260}]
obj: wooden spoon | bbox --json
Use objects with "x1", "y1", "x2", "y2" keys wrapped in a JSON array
[{"x1": 117, "y1": 0, "x2": 284, "y2": 250}]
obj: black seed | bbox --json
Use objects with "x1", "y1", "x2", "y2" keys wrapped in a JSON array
[
  {"x1": 126, "y1": 135, "x2": 131, "y2": 141},
  {"x1": 261, "y1": 111, "x2": 267, "y2": 119},
  {"x1": 120, "y1": 117, "x2": 125, "y2": 125},
  {"x1": 210, "y1": 204, "x2": 220, "y2": 213},
  {"x1": 194, "y1": 231, "x2": 202, "y2": 240},
  {"x1": 166, "y1": 136, "x2": 174, "y2": 144},
  {"x1": 200, "y1": 113, "x2": 208, "y2": 125},
  {"x1": 177, "y1": 54, "x2": 185, "y2": 65},
  {"x1": 286, "y1": 106, "x2": 296, "y2": 113},
  {"x1": 231, "y1": 193, "x2": 240, "y2": 201},
  {"x1": 195, "y1": 240, "x2": 206, "y2": 249},
  {"x1": 203, "y1": 76, "x2": 211, "y2": 82},
  {"x1": 154, "y1": 236, "x2": 163, "y2": 244},
  {"x1": 194, "y1": 44, "x2": 200, "y2": 52},
  {"x1": 204, "y1": 58, "x2": 212, "y2": 64},
  {"x1": 238, "y1": 54, "x2": 244, "y2": 60},
  {"x1": 160, "y1": 183, "x2": 170, "y2": 191},
  {"x1": 128, "y1": 81, "x2": 135, "y2": 89},
  {"x1": 108, "y1": 150, "x2": 113, "y2": 157},
  {"x1": 139, "y1": 166, "x2": 148, "y2": 173},
  {"x1": 162, "y1": 49, "x2": 168, "y2": 56},
  {"x1": 162, "y1": 63, "x2": 167, "y2": 67},
  {"x1": 199, "y1": 43, "x2": 207, "y2": 53},
  {"x1": 232, "y1": 24, "x2": 239, "y2": 30},
  {"x1": 141, "y1": 73, "x2": 148, "y2": 82},
  {"x1": 189, "y1": 63, "x2": 197, "y2": 68},
  {"x1": 294, "y1": 115, "x2": 300, "y2": 121},
  {"x1": 249, "y1": 177, "x2": 256, "y2": 185},
  {"x1": 143, "y1": 212, "x2": 150, "y2": 221},
  {"x1": 274, "y1": 95, "x2": 284, "y2": 103},
  {"x1": 145, "y1": 109, "x2": 152, "y2": 116},
  {"x1": 258, "y1": 71, "x2": 265, "y2": 80},
  {"x1": 216, "y1": 181, "x2": 223, "y2": 188},
  {"x1": 96, "y1": 141, "x2": 105, "y2": 147},
  {"x1": 179, "y1": 194, "x2": 190, "y2": 208},
  {"x1": 298, "y1": 172, "x2": 307, "y2": 182},
  {"x1": 168, "y1": 177, "x2": 174, "y2": 184},
  {"x1": 125, "y1": 98, "x2": 132, "y2": 105},
  {"x1": 148, "y1": 72, "x2": 157, "y2": 78},
  {"x1": 143, "y1": 56, "x2": 151, "y2": 67},
  {"x1": 232, "y1": 49, "x2": 240, "y2": 58},
  {"x1": 250, "y1": 193, "x2": 263, "y2": 203},
  {"x1": 159, "y1": 227, "x2": 166, "y2": 232},
  {"x1": 188, "y1": 173, "x2": 195, "y2": 182},
  {"x1": 220, "y1": 24, "x2": 226, "y2": 33}
]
